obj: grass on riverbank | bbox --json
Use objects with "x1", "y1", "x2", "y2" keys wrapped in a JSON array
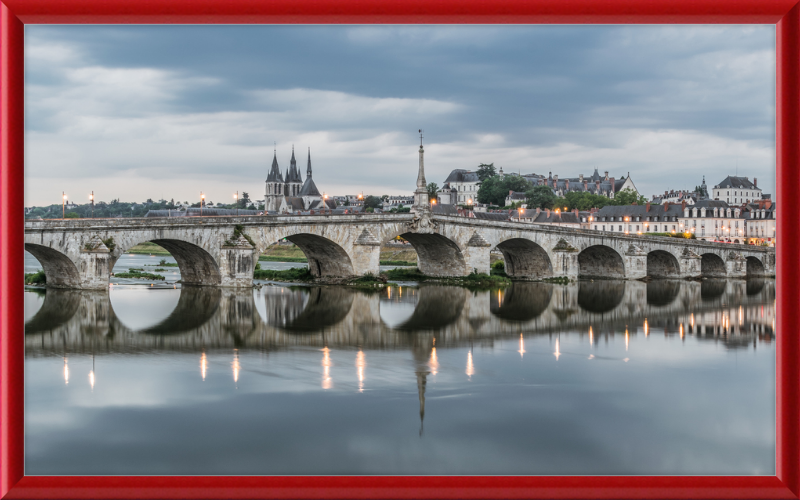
[
  {"x1": 382, "y1": 267, "x2": 510, "y2": 288},
  {"x1": 114, "y1": 270, "x2": 165, "y2": 280},
  {"x1": 254, "y1": 267, "x2": 313, "y2": 281},
  {"x1": 128, "y1": 242, "x2": 171, "y2": 255},
  {"x1": 25, "y1": 270, "x2": 46, "y2": 285}
]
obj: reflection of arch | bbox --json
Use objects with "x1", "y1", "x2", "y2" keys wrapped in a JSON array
[
  {"x1": 745, "y1": 256, "x2": 765, "y2": 277},
  {"x1": 700, "y1": 279, "x2": 726, "y2": 301},
  {"x1": 24, "y1": 243, "x2": 81, "y2": 288},
  {"x1": 138, "y1": 287, "x2": 221, "y2": 335},
  {"x1": 746, "y1": 278, "x2": 765, "y2": 296},
  {"x1": 646, "y1": 280, "x2": 680, "y2": 307},
  {"x1": 647, "y1": 250, "x2": 680, "y2": 278},
  {"x1": 490, "y1": 282, "x2": 553, "y2": 321},
  {"x1": 391, "y1": 285, "x2": 466, "y2": 330},
  {"x1": 578, "y1": 245, "x2": 625, "y2": 279},
  {"x1": 700, "y1": 254, "x2": 726, "y2": 277},
  {"x1": 495, "y1": 239, "x2": 552, "y2": 279},
  {"x1": 285, "y1": 234, "x2": 354, "y2": 277},
  {"x1": 577, "y1": 281, "x2": 625, "y2": 313},
  {"x1": 734, "y1": 239, "x2": 740, "y2": 244},
  {"x1": 271, "y1": 287, "x2": 355, "y2": 332},
  {"x1": 400, "y1": 233, "x2": 466, "y2": 277},
  {"x1": 24, "y1": 289, "x2": 82, "y2": 334}
]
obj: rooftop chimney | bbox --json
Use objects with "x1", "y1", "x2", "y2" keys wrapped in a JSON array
[
  {"x1": 681, "y1": 200, "x2": 686, "y2": 211},
  {"x1": 754, "y1": 178, "x2": 758, "y2": 187},
  {"x1": 546, "y1": 208, "x2": 550, "y2": 217},
  {"x1": 645, "y1": 202, "x2": 651, "y2": 212},
  {"x1": 664, "y1": 202, "x2": 669, "y2": 211}
]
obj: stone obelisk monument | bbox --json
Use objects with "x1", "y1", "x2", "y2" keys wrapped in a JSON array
[{"x1": 412, "y1": 129, "x2": 430, "y2": 214}]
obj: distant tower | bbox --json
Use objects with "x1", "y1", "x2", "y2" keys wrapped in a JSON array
[
  {"x1": 412, "y1": 130, "x2": 429, "y2": 212},
  {"x1": 285, "y1": 146, "x2": 303, "y2": 197},
  {"x1": 265, "y1": 147, "x2": 285, "y2": 212},
  {"x1": 699, "y1": 175, "x2": 709, "y2": 199}
]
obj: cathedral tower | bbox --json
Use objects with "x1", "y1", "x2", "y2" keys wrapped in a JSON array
[{"x1": 265, "y1": 149, "x2": 285, "y2": 212}]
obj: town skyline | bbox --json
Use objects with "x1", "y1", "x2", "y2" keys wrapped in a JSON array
[{"x1": 25, "y1": 25, "x2": 776, "y2": 206}]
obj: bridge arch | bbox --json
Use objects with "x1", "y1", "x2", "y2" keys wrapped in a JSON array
[
  {"x1": 647, "y1": 250, "x2": 680, "y2": 278},
  {"x1": 24, "y1": 244, "x2": 81, "y2": 288},
  {"x1": 282, "y1": 234, "x2": 355, "y2": 277},
  {"x1": 495, "y1": 238, "x2": 552, "y2": 279},
  {"x1": 117, "y1": 238, "x2": 223, "y2": 286},
  {"x1": 398, "y1": 232, "x2": 467, "y2": 277},
  {"x1": 700, "y1": 253, "x2": 727, "y2": 277},
  {"x1": 746, "y1": 256, "x2": 766, "y2": 277},
  {"x1": 578, "y1": 245, "x2": 625, "y2": 279}
]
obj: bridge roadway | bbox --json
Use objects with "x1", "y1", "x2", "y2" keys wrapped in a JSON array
[
  {"x1": 24, "y1": 211, "x2": 775, "y2": 289},
  {"x1": 25, "y1": 279, "x2": 775, "y2": 358}
]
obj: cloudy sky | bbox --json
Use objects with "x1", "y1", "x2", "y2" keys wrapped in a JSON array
[{"x1": 24, "y1": 25, "x2": 775, "y2": 207}]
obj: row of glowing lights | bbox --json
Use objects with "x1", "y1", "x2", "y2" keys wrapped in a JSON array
[
  {"x1": 64, "y1": 334, "x2": 609, "y2": 391},
  {"x1": 64, "y1": 307, "x2": 773, "y2": 389},
  {"x1": 62, "y1": 191, "x2": 356, "y2": 209}
]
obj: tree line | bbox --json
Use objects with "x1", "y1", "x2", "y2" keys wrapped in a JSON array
[{"x1": 472, "y1": 163, "x2": 647, "y2": 210}]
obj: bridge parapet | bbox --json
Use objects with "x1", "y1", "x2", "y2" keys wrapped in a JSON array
[{"x1": 24, "y1": 212, "x2": 774, "y2": 289}]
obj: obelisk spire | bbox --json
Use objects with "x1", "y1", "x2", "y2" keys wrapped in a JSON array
[{"x1": 413, "y1": 129, "x2": 430, "y2": 212}]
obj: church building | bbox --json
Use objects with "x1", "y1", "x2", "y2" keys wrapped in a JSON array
[{"x1": 265, "y1": 147, "x2": 336, "y2": 213}]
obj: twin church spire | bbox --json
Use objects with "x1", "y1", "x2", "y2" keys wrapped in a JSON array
[
  {"x1": 265, "y1": 144, "x2": 322, "y2": 212},
  {"x1": 268, "y1": 145, "x2": 308, "y2": 184}
]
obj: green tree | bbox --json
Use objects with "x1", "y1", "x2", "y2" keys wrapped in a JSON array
[
  {"x1": 426, "y1": 182, "x2": 439, "y2": 202},
  {"x1": 364, "y1": 195, "x2": 382, "y2": 210},
  {"x1": 64, "y1": 211, "x2": 80, "y2": 218},
  {"x1": 525, "y1": 185, "x2": 558, "y2": 210},
  {"x1": 612, "y1": 188, "x2": 647, "y2": 206},
  {"x1": 477, "y1": 175, "x2": 533, "y2": 206},
  {"x1": 238, "y1": 192, "x2": 252, "y2": 209},
  {"x1": 476, "y1": 163, "x2": 496, "y2": 181}
]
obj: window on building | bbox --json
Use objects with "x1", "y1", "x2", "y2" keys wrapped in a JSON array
[
  {"x1": 594, "y1": 225, "x2": 598, "y2": 230},
  {"x1": 602, "y1": 225, "x2": 606, "y2": 231},
  {"x1": 619, "y1": 225, "x2": 622, "y2": 231}
]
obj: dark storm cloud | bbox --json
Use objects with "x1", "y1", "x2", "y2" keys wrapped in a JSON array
[{"x1": 24, "y1": 25, "x2": 775, "y2": 205}]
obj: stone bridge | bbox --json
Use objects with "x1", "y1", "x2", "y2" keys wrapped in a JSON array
[
  {"x1": 25, "y1": 279, "x2": 775, "y2": 357},
  {"x1": 24, "y1": 212, "x2": 775, "y2": 289}
]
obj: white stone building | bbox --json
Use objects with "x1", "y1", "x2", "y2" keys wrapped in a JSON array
[
  {"x1": 745, "y1": 201, "x2": 776, "y2": 246},
  {"x1": 712, "y1": 176, "x2": 763, "y2": 205},
  {"x1": 679, "y1": 200, "x2": 747, "y2": 243}
]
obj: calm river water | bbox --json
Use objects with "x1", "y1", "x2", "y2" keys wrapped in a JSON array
[{"x1": 24, "y1": 254, "x2": 775, "y2": 476}]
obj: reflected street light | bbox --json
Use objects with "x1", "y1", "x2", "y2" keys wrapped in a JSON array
[
  {"x1": 89, "y1": 191, "x2": 94, "y2": 218},
  {"x1": 62, "y1": 192, "x2": 67, "y2": 219},
  {"x1": 234, "y1": 191, "x2": 238, "y2": 216},
  {"x1": 200, "y1": 192, "x2": 205, "y2": 216}
]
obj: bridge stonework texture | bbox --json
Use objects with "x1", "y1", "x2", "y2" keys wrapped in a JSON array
[{"x1": 24, "y1": 212, "x2": 775, "y2": 289}]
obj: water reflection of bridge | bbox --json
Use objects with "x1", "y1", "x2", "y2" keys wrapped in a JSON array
[{"x1": 25, "y1": 279, "x2": 775, "y2": 358}]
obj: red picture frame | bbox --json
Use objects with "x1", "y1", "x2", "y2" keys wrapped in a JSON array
[{"x1": 2, "y1": 1, "x2": 799, "y2": 498}]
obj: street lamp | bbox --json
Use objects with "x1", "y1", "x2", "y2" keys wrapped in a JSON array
[
  {"x1": 89, "y1": 191, "x2": 94, "y2": 218},
  {"x1": 234, "y1": 191, "x2": 238, "y2": 216},
  {"x1": 200, "y1": 192, "x2": 205, "y2": 216},
  {"x1": 62, "y1": 192, "x2": 67, "y2": 219}
]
